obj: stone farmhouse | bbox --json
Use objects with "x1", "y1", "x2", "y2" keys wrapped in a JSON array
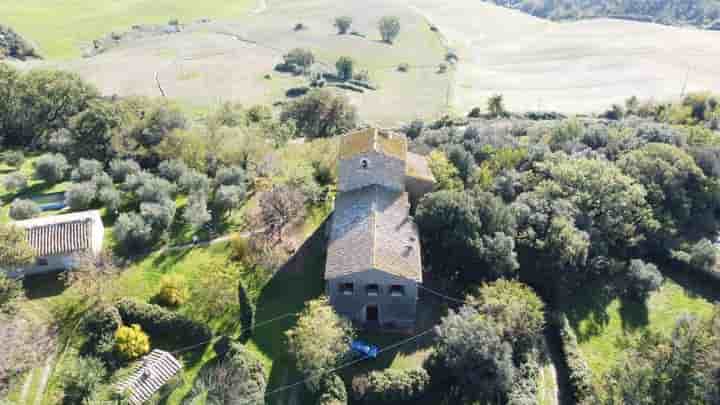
[
  {"x1": 10, "y1": 210, "x2": 104, "y2": 276},
  {"x1": 325, "y1": 128, "x2": 435, "y2": 329}
]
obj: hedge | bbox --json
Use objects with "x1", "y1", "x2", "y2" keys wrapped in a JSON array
[
  {"x1": 238, "y1": 280, "x2": 255, "y2": 341},
  {"x1": 116, "y1": 298, "x2": 211, "y2": 347},
  {"x1": 552, "y1": 312, "x2": 596, "y2": 404},
  {"x1": 351, "y1": 368, "x2": 429, "y2": 404}
]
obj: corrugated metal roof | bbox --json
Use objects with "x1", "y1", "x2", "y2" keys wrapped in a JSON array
[
  {"x1": 12, "y1": 210, "x2": 102, "y2": 257},
  {"x1": 116, "y1": 350, "x2": 183, "y2": 405}
]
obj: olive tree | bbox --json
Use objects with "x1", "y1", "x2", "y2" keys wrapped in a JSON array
[
  {"x1": 378, "y1": 16, "x2": 401, "y2": 43},
  {"x1": 334, "y1": 16, "x2": 353, "y2": 34},
  {"x1": 65, "y1": 182, "x2": 97, "y2": 211},
  {"x1": 70, "y1": 159, "x2": 103, "y2": 182},
  {"x1": 34, "y1": 153, "x2": 69, "y2": 184},
  {"x1": 1, "y1": 172, "x2": 27, "y2": 193},
  {"x1": 9, "y1": 199, "x2": 40, "y2": 220}
]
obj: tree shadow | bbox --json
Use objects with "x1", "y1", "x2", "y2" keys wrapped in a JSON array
[
  {"x1": 23, "y1": 271, "x2": 68, "y2": 299},
  {"x1": 660, "y1": 259, "x2": 720, "y2": 304},
  {"x1": 618, "y1": 295, "x2": 649, "y2": 332},
  {"x1": 556, "y1": 279, "x2": 616, "y2": 343}
]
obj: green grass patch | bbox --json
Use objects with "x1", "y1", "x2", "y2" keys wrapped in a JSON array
[
  {"x1": 2, "y1": 0, "x2": 254, "y2": 60},
  {"x1": 562, "y1": 276, "x2": 715, "y2": 386}
]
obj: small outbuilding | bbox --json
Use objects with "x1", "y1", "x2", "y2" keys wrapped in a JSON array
[
  {"x1": 11, "y1": 210, "x2": 104, "y2": 276},
  {"x1": 115, "y1": 350, "x2": 183, "y2": 405}
]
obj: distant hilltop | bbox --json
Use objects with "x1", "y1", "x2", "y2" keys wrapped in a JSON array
[{"x1": 484, "y1": 0, "x2": 720, "y2": 29}]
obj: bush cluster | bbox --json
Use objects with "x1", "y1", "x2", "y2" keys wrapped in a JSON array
[
  {"x1": 156, "y1": 274, "x2": 189, "y2": 307},
  {"x1": 116, "y1": 298, "x2": 212, "y2": 345}
]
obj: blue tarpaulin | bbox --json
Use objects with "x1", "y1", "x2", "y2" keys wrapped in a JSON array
[{"x1": 350, "y1": 340, "x2": 379, "y2": 358}]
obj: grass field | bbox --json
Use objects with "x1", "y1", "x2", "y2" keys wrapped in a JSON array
[
  {"x1": 2, "y1": 0, "x2": 254, "y2": 60},
  {"x1": 561, "y1": 272, "x2": 716, "y2": 386}
]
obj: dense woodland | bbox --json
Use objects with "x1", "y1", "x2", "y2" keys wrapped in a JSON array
[
  {"x1": 1, "y1": 61, "x2": 720, "y2": 404},
  {"x1": 486, "y1": 0, "x2": 720, "y2": 27}
]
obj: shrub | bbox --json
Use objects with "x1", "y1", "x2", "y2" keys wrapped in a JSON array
[
  {"x1": 2, "y1": 172, "x2": 27, "y2": 192},
  {"x1": 1, "y1": 150, "x2": 24, "y2": 167},
  {"x1": 70, "y1": 159, "x2": 103, "y2": 182},
  {"x1": 113, "y1": 212, "x2": 153, "y2": 254},
  {"x1": 82, "y1": 305, "x2": 122, "y2": 362},
  {"x1": 335, "y1": 56, "x2": 355, "y2": 81},
  {"x1": 438, "y1": 63, "x2": 448, "y2": 73},
  {"x1": 283, "y1": 48, "x2": 315, "y2": 74},
  {"x1": 334, "y1": 16, "x2": 353, "y2": 34},
  {"x1": 34, "y1": 153, "x2": 69, "y2": 184},
  {"x1": 0, "y1": 273, "x2": 23, "y2": 313},
  {"x1": 316, "y1": 373, "x2": 347, "y2": 405},
  {"x1": 116, "y1": 298, "x2": 212, "y2": 345},
  {"x1": 378, "y1": 16, "x2": 401, "y2": 43},
  {"x1": 9, "y1": 199, "x2": 40, "y2": 220},
  {"x1": 468, "y1": 107, "x2": 482, "y2": 118},
  {"x1": 230, "y1": 234, "x2": 251, "y2": 262},
  {"x1": 689, "y1": 238, "x2": 717, "y2": 272},
  {"x1": 109, "y1": 159, "x2": 140, "y2": 183},
  {"x1": 65, "y1": 182, "x2": 97, "y2": 211},
  {"x1": 61, "y1": 356, "x2": 107, "y2": 405},
  {"x1": 156, "y1": 274, "x2": 188, "y2": 307},
  {"x1": 115, "y1": 324, "x2": 150, "y2": 360},
  {"x1": 397, "y1": 63, "x2": 409, "y2": 72},
  {"x1": 238, "y1": 279, "x2": 254, "y2": 341},
  {"x1": 247, "y1": 104, "x2": 272, "y2": 123},
  {"x1": 352, "y1": 368, "x2": 429, "y2": 403}
]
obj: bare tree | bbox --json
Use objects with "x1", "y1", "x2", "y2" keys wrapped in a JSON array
[
  {"x1": 61, "y1": 251, "x2": 123, "y2": 306},
  {"x1": 256, "y1": 185, "x2": 306, "y2": 243}
]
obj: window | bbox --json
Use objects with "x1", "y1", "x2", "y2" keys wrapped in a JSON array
[
  {"x1": 361, "y1": 159, "x2": 369, "y2": 169},
  {"x1": 366, "y1": 284, "x2": 379, "y2": 296},
  {"x1": 390, "y1": 285, "x2": 405, "y2": 297},
  {"x1": 36, "y1": 258, "x2": 48, "y2": 266},
  {"x1": 340, "y1": 282, "x2": 354, "y2": 296}
]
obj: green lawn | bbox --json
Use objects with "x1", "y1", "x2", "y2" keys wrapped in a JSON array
[
  {"x1": 2, "y1": 0, "x2": 254, "y2": 60},
  {"x1": 561, "y1": 274, "x2": 716, "y2": 386}
]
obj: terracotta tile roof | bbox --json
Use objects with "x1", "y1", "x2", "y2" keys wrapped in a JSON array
[
  {"x1": 116, "y1": 350, "x2": 182, "y2": 405},
  {"x1": 338, "y1": 128, "x2": 407, "y2": 161},
  {"x1": 12, "y1": 210, "x2": 101, "y2": 257},
  {"x1": 326, "y1": 185, "x2": 422, "y2": 281}
]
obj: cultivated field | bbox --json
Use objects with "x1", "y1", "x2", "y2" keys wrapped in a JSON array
[{"x1": 402, "y1": 0, "x2": 720, "y2": 114}]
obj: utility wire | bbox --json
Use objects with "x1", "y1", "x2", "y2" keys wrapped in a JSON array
[
  {"x1": 172, "y1": 312, "x2": 299, "y2": 354},
  {"x1": 417, "y1": 283, "x2": 470, "y2": 304}
]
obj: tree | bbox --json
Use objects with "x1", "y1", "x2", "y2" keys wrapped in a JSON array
[
  {"x1": 415, "y1": 190, "x2": 518, "y2": 283},
  {"x1": 115, "y1": 324, "x2": 150, "y2": 360},
  {"x1": 688, "y1": 238, "x2": 717, "y2": 272},
  {"x1": 0, "y1": 224, "x2": 35, "y2": 269},
  {"x1": 187, "y1": 343, "x2": 266, "y2": 405},
  {"x1": 113, "y1": 212, "x2": 153, "y2": 254},
  {"x1": 427, "y1": 150, "x2": 463, "y2": 191},
  {"x1": 212, "y1": 185, "x2": 246, "y2": 218},
  {"x1": 140, "y1": 198, "x2": 176, "y2": 233},
  {"x1": 9, "y1": 198, "x2": 40, "y2": 220},
  {"x1": 280, "y1": 89, "x2": 357, "y2": 138},
  {"x1": 334, "y1": 16, "x2": 353, "y2": 34},
  {"x1": 428, "y1": 305, "x2": 515, "y2": 403},
  {"x1": 60, "y1": 356, "x2": 106, "y2": 405},
  {"x1": 64, "y1": 182, "x2": 97, "y2": 211},
  {"x1": 108, "y1": 158, "x2": 141, "y2": 183},
  {"x1": 336, "y1": 56, "x2": 355, "y2": 81},
  {"x1": 132, "y1": 173, "x2": 176, "y2": 203},
  {"x1": 445, "y1": 144, "x2": 475, "y2": 185},
  {"x1": 1, "y1": 150, "x2": 24, "y2": 168},
  {"x1": 97, "y1": 186, "x2": 121, "y2": 212},
  {"x1": 34, "y1": 153, "x2": 69, "y2": 184},
  {"x1": 215, "y1": 166, "x2": 247, "y2": 187},
  {"x1": 62, "y1": 251, "x2": 123, "y2": 306},
  {"x1": 0, "y1": 273, "x2": 23, "y2": 313},
  {"x1": 179, "y1": 169, "x2": 210, "y2": 195},
  {"x1": 623, "y1": 259, "x2": 663, "y2": 301},
  {"x1": 131, "y1": 102, "x2": 187, "y2": 149},
  {"x1": 487, "y1": 94, "x2": 507, "y2": 118},
  {"x1": 286, "y1": 297, "x2": 354, "y2": 388},
  {"x1": 378, "y1": 16, "x2": 401, "y2": 43},
  {"x1": 466, "y1": 280, "x2": 545, "y2": 356},
  {"x1": 1, "y1": 172, "x2": 27, "y2": 193},
  {"x1": 184, "y1": 195, "x2": 212, "y2": 228},
  {"x1": 603, "y1": 314, "x2": 716, "y2": 405},
  {"x1": 283, "y1": 48, "x2": 315, "y2": 74},
  {"x1": 70, "y1": 158, "x2": 103, "y2": 182},
  {"x1": 157, "y1": 159, "x2": 188, "y2": 182},
  {"x1": 257, "y1": 185, "x2": 307, "y2": 242},
  {"x1": 64, "y1": 100, "x2": 120, "y2": 162}
]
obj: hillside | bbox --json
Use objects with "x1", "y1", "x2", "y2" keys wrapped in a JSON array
[{"x1": 484, "y1": 0, "x2": 720, "y2": 28}]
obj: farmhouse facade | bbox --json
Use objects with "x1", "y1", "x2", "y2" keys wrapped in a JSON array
[
  {"x1": 326, "y1": 128, "x2": 434, "y2": 329},
  {"x1": 11, "y1": 210, "x2": 104, "y2": 276}
]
